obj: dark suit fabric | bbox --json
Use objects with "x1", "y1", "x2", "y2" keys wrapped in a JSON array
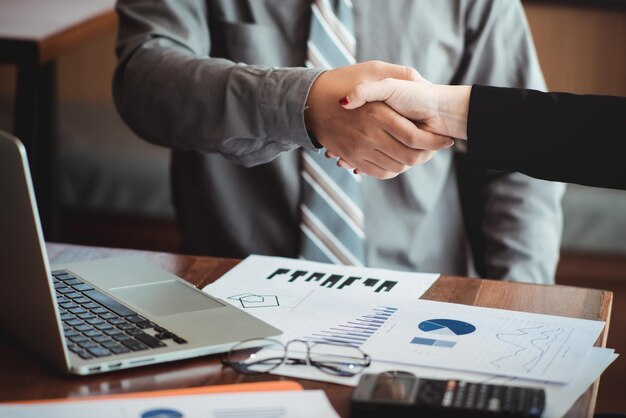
[{"x1": 468, "y1": 86, "x2": 626, "y2": 190}]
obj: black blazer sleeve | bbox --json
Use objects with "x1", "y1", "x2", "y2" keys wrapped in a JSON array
[{"x1": 466, "y1": 85, "x2": 626, "y2": 190}]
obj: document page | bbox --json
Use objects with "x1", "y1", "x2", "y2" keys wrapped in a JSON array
[
  {"x1": 0, "y1": 390, "x2": 340, "y2": 418},
  {"x1": 270, "y1": 292, "x2": 604, "y2": 383},
  {"x1": 204, "y1": 255, "x2": 439, "y2": 325}
]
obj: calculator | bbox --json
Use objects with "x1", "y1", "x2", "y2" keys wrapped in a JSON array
[{"x1": 351, "y1": 372, "x2": 545, "y2": 418}]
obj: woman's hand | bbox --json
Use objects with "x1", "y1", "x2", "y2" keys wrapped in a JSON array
[{"x1": 340, "y1": 78, "x2": 471, "y2": 141}]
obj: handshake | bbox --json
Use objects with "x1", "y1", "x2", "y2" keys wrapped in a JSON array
[{"x1": 305, "y1": 61, "x2": 471, "y2": 179}]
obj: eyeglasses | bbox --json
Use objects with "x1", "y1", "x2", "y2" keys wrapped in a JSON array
[{"x1": 221, "y1": 338, "x2": 372, "y2": 377}]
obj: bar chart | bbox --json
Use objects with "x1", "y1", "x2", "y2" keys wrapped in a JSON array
[{"x1": 303, "y1": 305, "x2": 398, "y2": 347}]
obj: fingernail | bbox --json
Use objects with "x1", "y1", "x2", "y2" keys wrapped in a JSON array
[
  {"x1": 339, "y1": 96, "x2": 350, "y2": 106},
  {"x1": 445, "y1": 139, "x2": 455, "y2": 148}
]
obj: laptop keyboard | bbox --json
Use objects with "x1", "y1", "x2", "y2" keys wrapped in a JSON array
[{"x1": 52, "y1": 269, "x2": 188, "y2": 360}]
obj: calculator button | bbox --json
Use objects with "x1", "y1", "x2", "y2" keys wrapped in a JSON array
[{"x1": 487, "y1": 397, "x2": 501, "y2": 412}]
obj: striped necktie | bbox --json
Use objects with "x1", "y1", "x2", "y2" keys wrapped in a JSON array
[{"x1": 299, "y1": 0, "x2": 365, "y2": 266}]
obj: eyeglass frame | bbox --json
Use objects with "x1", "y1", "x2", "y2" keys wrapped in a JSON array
[{"x1": 221, "y1": 337, "x2": 372, "y2": 377}]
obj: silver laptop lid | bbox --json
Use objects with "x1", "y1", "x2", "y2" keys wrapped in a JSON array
[{"x1": 0, "y1": 131, "x2": 70, "y2": 372}]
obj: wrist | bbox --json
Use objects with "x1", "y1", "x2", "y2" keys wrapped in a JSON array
[
  {"x1": 434, "y1": 85, "x2": 471, "y2": 140},
  {"x1": 304, "y1": 71, "x2": 329, "y2": 148},
  {"x1": 302, "y1": 69, "x2": 328, "y2": 149}
]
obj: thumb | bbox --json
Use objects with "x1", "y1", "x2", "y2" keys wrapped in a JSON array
[
  {"x1": 377, "y1": 62, "x2": 422, "y2": 82},
  {"x1": 341, "y1": 79, "x2": 396, "y2": 110}
]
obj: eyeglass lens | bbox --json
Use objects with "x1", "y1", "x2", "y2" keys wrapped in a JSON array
[
  {"x1": 227, "y1": 338, "x2": 286, "y2": 373},
  {"x1": 309, "y1": 342, "x2": 370, "y2": 376},
  {"x1": 226, "y1": 338, "x2": 370, "y2": 376}
]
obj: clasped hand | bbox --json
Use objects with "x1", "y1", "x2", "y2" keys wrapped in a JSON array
[{"x1": 305, "y1": 61, "x2": 461, "y2": 179}]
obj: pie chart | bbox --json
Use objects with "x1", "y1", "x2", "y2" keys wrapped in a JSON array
[
  {"x1": 141, "y1": 409, "x2": 184, "y2": 418},
  {"x1": 418, "y1": 319, "x2": 476, "y2": 336}
]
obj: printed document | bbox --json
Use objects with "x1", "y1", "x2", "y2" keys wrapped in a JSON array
[
  {"x1": 203, "y1": 255, "x2": 439, "y2": 325},
  {"x1": 201, "y1": 254, "x2": 610, "y2": 415},
  {"x1": 222, "y1": 285, "x2": 603, "y2": 383},
  {"x1": 0, "y1": 390, "x2": 340, "y2": 418}
]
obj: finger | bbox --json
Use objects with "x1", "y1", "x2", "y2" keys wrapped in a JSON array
[
  {"x1": 356, "y1": 159, "x2": 399, "y2": 180},
  {"x1": 366, "y1": 60, "x2": 422, "y2": 82},
  {"x1": 379, "y1": 107, "x2": 454, "y2": 150},
  {"x1": 357, "y1": 104, "x2": 450, "y2": 165},
  {"x1": 376, "y1": 135, "x2": 437, "y2": 167},
  {"x1": 373, "y1": 128, "x2": 444, "y2": 167},
  {"x1": 337, "y1": 104, "x2": 432, "y2": 166},
  {"x1": 329, "y1": 151, "x2": 357, "y2": 170},
  {"x1": 366, "y1": 149, "x2": 411, "y2": 174},
  {"x1": 363, "y1": 121, "x2": 426, "y2": 166},
  {"x1": 341, "y1": 79, "x2": 397, "y2": 110},
  {"x1": 405, "y1": 129, "x2": 455, "y2": 151},
  {"x1": 357, "y1": 123, "x2": 417, "y2": 171},
  {"x1": 337, "y1": 158, "x2": 354, "y2": 170},
  {"x1": 326, "y1": 150, "x2": 356, "y2": 170}
]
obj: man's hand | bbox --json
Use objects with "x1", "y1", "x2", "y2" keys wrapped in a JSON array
[{"x1": 304, "y1": 61, "x2": 454, "y2": 179}]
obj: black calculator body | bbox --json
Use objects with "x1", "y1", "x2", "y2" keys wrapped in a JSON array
[{"x1": 351, "y1": 372, "x2": 545, "y2": 418}]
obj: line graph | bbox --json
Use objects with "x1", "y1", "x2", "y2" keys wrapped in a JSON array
[{"x1": 489, "y1": 324, "x2": 569, "y2": 372}]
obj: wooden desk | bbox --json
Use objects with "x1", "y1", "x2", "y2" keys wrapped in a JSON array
[
  {"x1": 0, "y1": 0, "x2": 117, "y2": 239},
  {"x1": 0, "y1": 243, "x2": 613, "y2": 418}
]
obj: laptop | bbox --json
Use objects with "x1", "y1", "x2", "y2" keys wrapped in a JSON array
[{"x1": 0, "y1": 131, "x2": 281, "y2": 375}]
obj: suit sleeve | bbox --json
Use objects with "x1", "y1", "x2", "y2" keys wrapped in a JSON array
[
  {"x1": 468, "y1": 86, "x2": 626, "y2": 190},
  {"x1": 454, "y1": 0, "x2": 566, "y2": 284},
  {"x1": 112, "y1": 0, "x2": 323, "y2": 167}
]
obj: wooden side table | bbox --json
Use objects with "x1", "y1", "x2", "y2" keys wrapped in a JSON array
[{"x1": 0, "y1": 0, "x2": 117, "y2": 239}]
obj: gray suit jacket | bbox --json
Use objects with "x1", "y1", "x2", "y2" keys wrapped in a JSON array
[{"x1": 113, "y1": 0, "x2": 565, "y2": 283}]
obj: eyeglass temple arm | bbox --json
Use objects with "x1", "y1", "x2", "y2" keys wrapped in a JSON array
[{"x1": 224, "y1": 356, "x2": 307, "y2": 368}]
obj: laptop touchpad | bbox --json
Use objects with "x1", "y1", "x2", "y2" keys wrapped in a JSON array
[{"x1": 110, "y1": 281, "x2": 224, "y2": 317}]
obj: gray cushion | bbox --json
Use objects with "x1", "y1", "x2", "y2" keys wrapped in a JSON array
[
  {"x1": 58, "y1": 101, "x2": 174, "y2": 219},
  {"x1": 561, "y1": 184, "x2": 626, "y2": 255}
]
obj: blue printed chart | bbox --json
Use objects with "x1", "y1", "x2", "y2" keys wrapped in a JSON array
[
  {"x1": 419, "y1": 319, "x2": 476, "y2": 335},
  {"x1": 411, "y1": 319, "x2": 476, "y2": 348},
  {"x1": 141, "y1": 409, "x2": 184, "y2": 418},
  {"x1": 303, "y1": 306, "x2": 398, "y2": 347}
]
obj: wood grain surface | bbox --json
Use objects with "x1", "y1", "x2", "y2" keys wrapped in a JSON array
[
  {"x1": 0, "y1": 243, "x2": 613, "y2": 418},
  {"x1": 0, "y1": 0, "x2": 116, "y2": 64}
]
